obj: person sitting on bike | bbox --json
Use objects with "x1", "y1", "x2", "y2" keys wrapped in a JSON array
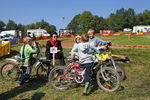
[
  {"x1": 71, "y1": 34, "x2": 106, "y2": 95},
  {"x1": 71, "y1": 35, "x2": 81, "y2": 59},
  {"x1": 88, "y1": 29, "x2": 110, "y2": 47},
  {"x1": 19, "y1": 37, "x2": 38, "y2": 86}
]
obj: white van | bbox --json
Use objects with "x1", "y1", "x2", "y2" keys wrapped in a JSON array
[{"x1": 27, "y1": 29, "x2": 50, "y2": 37}]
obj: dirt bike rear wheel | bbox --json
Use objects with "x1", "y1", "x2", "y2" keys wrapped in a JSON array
[{"x1": 96, "y1": 67, "x2": 120, "y2": 92}]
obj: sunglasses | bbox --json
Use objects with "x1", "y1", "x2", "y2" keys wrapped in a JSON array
[{"x1": 53, "y1": 36, "x2": 57, "y2": 38}]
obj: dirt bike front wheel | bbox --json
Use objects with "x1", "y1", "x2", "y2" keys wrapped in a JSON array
[
  {"x1": 0, "y1": 62, "x2": 20, "y2": 81},
  {"x1": 107, "y1": 62, "x2": 125, "y2": 81},
  {"x1": 49, "y1": 66, "x2": 72, "y2": 90},
  {"x1": 36, "y1": 63, "x2": 54, "y2": 82}
]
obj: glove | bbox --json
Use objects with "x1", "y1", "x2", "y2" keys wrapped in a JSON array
[{"x1": 95, "y1": 49, "x2": 101, "y2": 55}]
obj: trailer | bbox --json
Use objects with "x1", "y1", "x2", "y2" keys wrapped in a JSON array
[
  {"x1": 59, "y1": 29, "x2": 74, "y2": 35},
  {"x1": 27, "y1": 29, "x2": 50, "y2": 37},
  {"x1": 132, "y1": 26, "x2": 150, "y2": 33},
  {"x1": 0, "y1": 30, "x2": 18, "y2": 37}
]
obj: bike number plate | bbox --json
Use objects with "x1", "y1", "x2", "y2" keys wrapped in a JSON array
[{"x1": 50, "y1": 47, "x2": 57, "y2": 53}]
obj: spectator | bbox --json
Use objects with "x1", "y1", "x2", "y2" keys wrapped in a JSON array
[{"x1": 45, "y1": 32, "x2": 66, "y2": 66}]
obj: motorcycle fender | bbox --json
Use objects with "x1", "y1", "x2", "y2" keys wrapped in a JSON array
[
  {"x1": 34, "y1": 61, "x2": 41, "y2": 69},
  {"x1": 5, "y1": 58, "x2": 17, "y2": 62}
]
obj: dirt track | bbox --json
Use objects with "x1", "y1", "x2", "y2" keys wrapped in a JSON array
[
  {"x1": 61, "y1": 38, "x2": 150, "y2": 49},
  {"x1": 60, "y1": 38, "x2": 75, "y2": 48}
]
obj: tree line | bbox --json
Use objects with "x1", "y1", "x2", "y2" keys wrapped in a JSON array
[
  {"x1": 0, "y1": 19, "x2": 56, "y2": 34},
  {"x1": 67, "y1": 8, "x2": 150, "y2": 33}
]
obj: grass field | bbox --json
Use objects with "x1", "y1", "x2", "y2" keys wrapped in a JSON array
[
  {"x1": 96, "y1": 34, "x2": 150, "y2": 46},
  {"x1": 0, "y1": 35, "x2": 150, "y2": 100}
]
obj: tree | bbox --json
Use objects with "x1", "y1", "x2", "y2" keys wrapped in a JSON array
[
  {"x1": 44, "y1": 25, "x2": 56, "y2": 34},
  {"x1": 6, "y1": 20, "x2": 17, "y2": 30},
  {"x1": 116, "y1": 8, "x2": 126, "y2": 16},
  {"x1": 142, "y1": 9, "x2": 150, "y2": 25},
  {"x1": 17, "y1": 24, "x2": 25, "y2": 36},
  {"x1": 136, "y1": 13, "x2": 144, "y2": 25},
  {"x1": 95, "y1": 17, "x2": 105, "y2": 31},
  {"x1": 17, "y1": 24, "x2": 24, "y2": 31},
  {"x1": 0, "y1": 20, "x2": 6, "y2": 32},
  {"x1": 23, "y1": 19, "x2": 56, "y2": 35},
  {"x1": 106, "y1": 8, "x2": 136, "y2": 31},
  {"x1": 114, "y1": 8, "x2": 127, "y2": 31},
  {"x1": 67, "y1": 11, "x2": 94, "y2": 33},
  {"x1": 68, "y1": 8, "x2": 150, "y2": 33},
  {"x1": 124, "y1": 8, "x2": 137, "y2": 28},
  {"x1": 67, "y1": 14, "x2": 81, "y2": 33},
  {"x1": 49, "y1": 25, "x2": 56, "y2": 33},
  {"x1": 30, "y1": 23, "x2": 35, "y2": 29},
  {"x1": 78, "y1": 11, "x2": 93, "y2": 33},
  {"x1": 35, "y1": 19, "x2": 49, "y2": 29}
]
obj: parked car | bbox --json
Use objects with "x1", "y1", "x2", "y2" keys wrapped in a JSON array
[
  {"x1": 3, "y1": 34, "x2": 14, "y2": 40},
  {"x1": 123, "y1": 28, "x2": 132, "y2": 32},
  {"x1": 0, "y1": 36, "x2": 4, "y2": 40}
]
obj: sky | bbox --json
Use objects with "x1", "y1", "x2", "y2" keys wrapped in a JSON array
[{"x1": 0, "y1": 0, "x2": 150, "y2": 32}]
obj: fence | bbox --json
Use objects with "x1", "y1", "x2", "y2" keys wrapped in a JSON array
[
  {"x1": 19, "y1": 35, "x2": 77, "y2": 43},
  {"x1": 101, "y1": 32, "x2": 146, "y2": 36}
]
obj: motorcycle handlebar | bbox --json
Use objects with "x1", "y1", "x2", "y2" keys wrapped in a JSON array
[{"x1": 105, "y1": 42, "x2": 112, "y2": 50}]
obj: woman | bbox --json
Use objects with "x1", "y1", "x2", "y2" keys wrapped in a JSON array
[{"x1": 45, "y1": 32, "x2": 66, "y2": 66}]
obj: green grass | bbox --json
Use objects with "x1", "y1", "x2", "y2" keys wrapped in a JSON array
[
  {"x1": 96, "y1": 34, "x2": 150, "y2": 45},
  {"x1": 0, "y1": 36, "x2": 150, "y2": 100}
]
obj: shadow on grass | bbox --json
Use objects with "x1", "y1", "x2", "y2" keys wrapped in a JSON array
[
  {"x1": 88, "y1": 80, "x2": 124, "y2": 95},
  {"x1": 69, "y1": 80, "x2": 99, "y2": 95},
  {"x1": 22, "y1": 92, "x2": 45, "y2": 100},
  {"x1": 88, "y1": 80, "x2": 99, "y2": 95},
  {"x1": 0, "y1": 50, "x2": 19, "y2": 62},
  {"x1": 0, "y1": 78, "x2": 46, "y2": 100},
  {"x1": 118, "y1": 86, "x2": 125, "y2": 91}
]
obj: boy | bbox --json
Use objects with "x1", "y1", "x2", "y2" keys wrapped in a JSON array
[
  {"x1": 88, "y1": 29, "x2": 110, "y2": 47},
  {"x1": 71, "y1": 34, "x2": 106, "y2": 95},
  {"x1": 19, "y1": 37, "x2": 38, "y2": 86}
]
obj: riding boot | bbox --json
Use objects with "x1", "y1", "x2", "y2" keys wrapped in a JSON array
[{"x1": 83, "y1": 82, "x2": 89, "y2": 95}]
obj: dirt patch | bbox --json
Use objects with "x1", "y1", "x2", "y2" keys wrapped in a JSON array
[
  {"x1": 39, "y1": 37, "x2": 150, "y2": 49},
  {"x1": 99, "y1": 36, "x2": 116, "y2": 40},
  {"x1": 133, "y1": 65, "x2": 144, "y2": 70},
  {"x1": 146, "y1": 36, "x2": 150, "y2": 38},
  {"x1": 61, "y1": 38, "x2": 74, "y2": 48},
  {"x1": 39, "y1": 38, "x2": 75, "y2": 49}
]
